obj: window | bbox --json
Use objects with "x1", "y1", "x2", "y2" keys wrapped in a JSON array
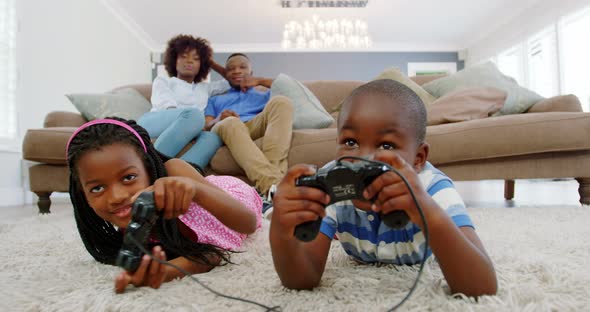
[
  {"x1": 0, "y1": 0, "x2": 17, "y2": 143},
  {"x1": 527, "y1": 26, "x2": 559, "y2": 98},
  {"x1": 493, "y1": 5, "x2": 590, "y2": 112},
  {"x1": 497, "y1": 44, "x2": 526, "y2": 86},
  {"x1": 560, "y1": 7, "x2": 590, "y2": 112}
]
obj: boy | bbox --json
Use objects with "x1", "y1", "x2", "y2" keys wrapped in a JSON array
[{"x1": 269, "y1": 79, "x2": 497, "y2": 297}]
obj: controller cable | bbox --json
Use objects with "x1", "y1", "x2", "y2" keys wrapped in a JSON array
[
  {"x1": 337, "y1": 156, "x2": 430, "y2": 311},
  {"x1": 128, "y1": 235, "x2": 281, "y2": 311}
]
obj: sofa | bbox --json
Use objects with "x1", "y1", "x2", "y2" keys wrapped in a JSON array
[{"x1": 22, "y1": 75, "x2": 590, "y2": 213}]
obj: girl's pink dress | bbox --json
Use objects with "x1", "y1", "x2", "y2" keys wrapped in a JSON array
[{"x1": 178, "y1": 175, "x2": 262, "y2": 250}]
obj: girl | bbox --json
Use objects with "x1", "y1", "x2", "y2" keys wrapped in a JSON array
[
  {"x1": 67, "y1": 117, "x2": 262, "y2": 294},
  {"x1": 138, "y1": 34, "x2": 229, "y2": 172}
]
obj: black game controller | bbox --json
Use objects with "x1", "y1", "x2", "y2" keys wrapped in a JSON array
[
  {"x1": 115, "y1": 191, "x2": 159, "y2": 272},
  {"x1": 294, "y1": 160, "x2": 410, "y2": 241}
]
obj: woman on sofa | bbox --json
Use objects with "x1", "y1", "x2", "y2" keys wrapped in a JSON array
[{"x1": 138, "y1": 34, "x2": 229, "y2": 172}]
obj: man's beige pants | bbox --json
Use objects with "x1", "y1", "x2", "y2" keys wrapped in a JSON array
[{"x1": 212, "y1": 96, "x2": 293, "y2": 194}]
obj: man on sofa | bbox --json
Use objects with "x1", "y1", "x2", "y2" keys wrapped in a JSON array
[{"x1": 204, "y1": 53, "x2": 293, "y2": 199}]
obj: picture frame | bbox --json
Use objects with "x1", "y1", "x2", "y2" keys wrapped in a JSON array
[{"x1": 407, "y1": 62, "x2": 457, "y2": 76}]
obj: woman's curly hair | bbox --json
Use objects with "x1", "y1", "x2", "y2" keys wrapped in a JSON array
[{"x1": 164, "y1": 34, "x2": 212, "y2": 83}]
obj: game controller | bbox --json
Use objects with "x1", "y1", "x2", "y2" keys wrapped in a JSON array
[
  {"x1": 115, "y1": 191, "x2": 159, "y2": 272},
  {"x1": 294, "y1": 160, "x2": 410, "y2": 241}
]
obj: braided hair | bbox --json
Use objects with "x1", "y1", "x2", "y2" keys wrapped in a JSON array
[{"x1": 67, "y1": 117, "x2": 231, "y2": 266}]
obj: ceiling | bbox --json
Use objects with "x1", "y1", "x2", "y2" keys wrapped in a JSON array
[{"x1": 104, "y1": 0, "x2": 542, "y2": 52}]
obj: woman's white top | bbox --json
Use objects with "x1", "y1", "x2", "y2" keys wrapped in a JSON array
[{"x1": 150, "y1": 76, "x2": 230, "y2": 112}]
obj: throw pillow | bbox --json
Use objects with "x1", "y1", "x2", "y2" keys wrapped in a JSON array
[
  {"x1": 66, "y1": 88, "x2": 152, "y2": 121},
  {"x1": 270, "y1": 73, "x2": 334, "y2": 129},
  {"x1": 422, "y1": 62, "x2": 545, "y2": 116},
  {"x1": 427, "y1": 87, "x2": 506, "y2": 125},
  {"x1": 332, "y1": 68, "x2": 436, "y2": 113},
  {"x1": 374, "y1": 68, "x2": 437, "y2": 106}
]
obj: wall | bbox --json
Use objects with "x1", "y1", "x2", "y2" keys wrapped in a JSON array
[
  {"x1": 210, "y1": 52, "x2": 462, "y2": 81},
  {"x1": 467, "y1": 0, "x2": 590, "y2": 65},
  {"x1": 0, "y1": 0, "x2": 152, "y2": 206},
  {"x1": 0, "y1": 152, "x2": 25, "y2": 206}
]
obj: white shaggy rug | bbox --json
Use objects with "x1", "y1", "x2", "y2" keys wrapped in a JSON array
[{"x1": 2, "y1": 206, "x2": 590, "y2": 312}]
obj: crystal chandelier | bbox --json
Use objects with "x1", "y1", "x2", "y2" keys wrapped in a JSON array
[{"x1": 281, "y1": 15, "x2": 372, "y2": 49}]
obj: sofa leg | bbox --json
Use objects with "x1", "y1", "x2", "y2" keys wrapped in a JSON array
[
  {"x1": 504, "y1": 180, "x2": 515, "y2": 200},
  {"x1": 35, "y1": 192, "x2": 52, "y2": 214},
  {"x1": 576, "y1": 178, "x2": 590, "y2": 205}
]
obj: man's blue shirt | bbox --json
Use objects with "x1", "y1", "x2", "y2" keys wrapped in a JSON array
[{"x1": 205, "y1": 87, "x2": 270, "y2": 123}]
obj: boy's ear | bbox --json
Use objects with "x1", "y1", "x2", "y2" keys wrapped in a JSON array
[{"x1": 413, "y1": 142, "x2": 429, "y2": 172}]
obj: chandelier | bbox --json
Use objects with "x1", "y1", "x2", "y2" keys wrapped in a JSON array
[
  {"x1": 280, "y1": 0, "x2": 369, "y2": 8},
  {"x1": 281, "y1": 15, "x2": 372, "y2": 49}
]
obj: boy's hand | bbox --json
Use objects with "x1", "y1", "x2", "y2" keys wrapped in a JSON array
[
  {"x1": 272, "y1": 164, "x2": 331, "y2": 240},
  {"x1": 114, "y1": 246, "x2": 167, "y2": 293},
  {"x1": 363, "y1": 151, "x2": 432, "y2": 229},
  {"x1": 132, "y1": 176, "x2": 199, "y2": 219}
]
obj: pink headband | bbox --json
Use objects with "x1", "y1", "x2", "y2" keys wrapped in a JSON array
[{"x1": 66, "y1": 119, "x2": 147, "y2": 157}]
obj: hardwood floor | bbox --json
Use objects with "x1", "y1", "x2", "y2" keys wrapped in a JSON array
[
  {"x1": 0, "y1": 179, "x2": 583, "y2": 222},
  {"x1": 454, "y1": 179, "x2": 581, "y2": 208}
]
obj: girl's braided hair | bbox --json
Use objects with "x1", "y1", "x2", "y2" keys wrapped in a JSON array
[{"x1": 67, "y1": 117, "x2": 231, "y2": 266}]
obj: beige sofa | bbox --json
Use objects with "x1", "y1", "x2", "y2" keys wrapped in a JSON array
[{"x1": 23, "y1": 76, "x2": 590, "y2": 212}]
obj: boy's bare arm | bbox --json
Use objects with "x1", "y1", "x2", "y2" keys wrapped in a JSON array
[
  {"x1": 269, "y1": 164, "x2": 333, "y2": 289},
  {"x1": 270, "y1": 224, "x2": 332, "y2": 289},
  {"x1": 420, "y1": 204, "x2": 497, "y2": 296},
  {"x1": 367, "y1": 152, "x2": 497, "y2": 296}
]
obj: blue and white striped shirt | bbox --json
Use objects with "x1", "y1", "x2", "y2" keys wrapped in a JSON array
[{"x1": 319, "y1": 162, "x2": 473, "y2": 264}]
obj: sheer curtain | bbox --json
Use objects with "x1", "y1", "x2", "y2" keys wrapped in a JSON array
[
  {"x1": 0, "y1": 0, "x2": 17, "y2": 143},
  {"x1": 527, "y1": 26, "x2": 559, "y2": 98},
  {"x1": 497, "y1": 44, "x2": 526, "y2": 86},
  {"x1": 561, "y1": 7, "x2": 590, "y2": 112}
]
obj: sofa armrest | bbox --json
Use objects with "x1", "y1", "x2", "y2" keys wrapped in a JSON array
[
  {"x1": 526, "y1": 95, "x2": 582, "y2": 113},
  {"x1": 44, "y1": 111, "x2": 87, "y2": 128}
]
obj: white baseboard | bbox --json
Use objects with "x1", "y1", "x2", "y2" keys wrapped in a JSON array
[{"x1": 0, "y1": 187, "x2": 26, "y2": 207}]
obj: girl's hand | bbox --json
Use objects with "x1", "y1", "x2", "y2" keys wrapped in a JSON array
[
  {"x1": 153, "y1": 176, "x2": 200, "y2": 219},
  {"x1": 114, "y1": 246, "x2": 168, "y2": 293},
  {"x1": 363, "y1": 151, "x2": 433, "y2": 229},
  {"x1": 131, "y1": 176, "x2": 199, "y2": 219},
  {"x1": 272, "y1": 164, "x2": 331, "y2": 240}
]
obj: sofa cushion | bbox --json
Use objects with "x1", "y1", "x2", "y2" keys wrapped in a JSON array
[
  {"x1": 44, "y1": 111, "x2": 87, "y2": 128},
  {"x1": 427, "y1": 87, "x2": 506, "y2": 125},
  {"x1": 411, "y1": 74, "x2": 447, "y2": 86},
  {"x1": 112, "y1": 84, "x2": 152, "y2": 101},
  {"x1": 271, "y1": 74, "x2": 334, "y2": 129},
  {"x1": 66, "y1": 88, "x2": 152, "y2": 121},
  {"x1": 526, "y1": 94, "x2": 582, "y2": 113},
  {"x1": 422, "y1": 62, "x2": 545, "y2": 116},
  {"x1": 427, "y1": 112, "x2": 590, "y2": 165},
  {"x1": 23, "y1": 127, "x2": 75, "y2": 164},
  {"x1": 375, "y1": 68, "x2": 437, "y2": 106},
  {"x1": 209, "y1": 128, "x2": 338, "y2": 176},
  {"x1": 287, "y1": 128, "x2": 338, "y2": 167},
  {"x1": 29, "y1": 164, "x2": 69, "y2": 193},
  {"x1": 304, "y1": 81, "x2": 363, "y2": 113}
]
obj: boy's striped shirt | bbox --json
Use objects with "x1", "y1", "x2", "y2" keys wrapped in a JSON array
[{"x1": 319, "y1": 162, "x2": 473, "y2": 264}]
